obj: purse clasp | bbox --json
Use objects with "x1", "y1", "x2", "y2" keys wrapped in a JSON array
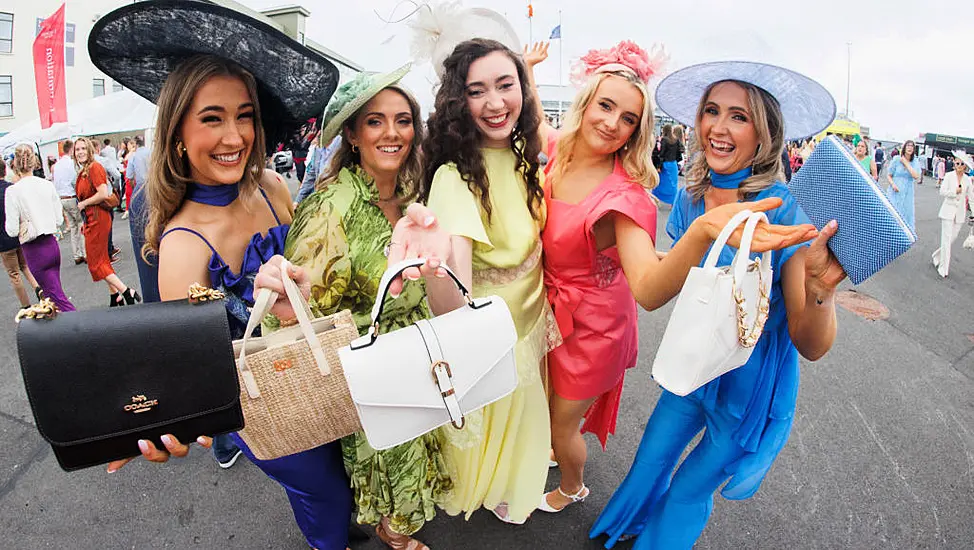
[{"x1": 431, "y1": 360, "x2": 465, "y2": 429}]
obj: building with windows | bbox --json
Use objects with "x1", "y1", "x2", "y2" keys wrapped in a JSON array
[{"x1": 0, "y1": 1, "x2": 361, "y2": 136}]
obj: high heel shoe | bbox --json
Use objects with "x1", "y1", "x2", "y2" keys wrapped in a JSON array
[
  {"x1": 109, "y1": 292, "x2": 123, "y2": 307},
  {"x1": 374, "y1": 520, "x2": 430, "y2": 550},
  {"x1": 538, "y1": 485, "x2": 590, "y2": 513},
  {"x1": 122, "y1": 288, "x2": 142, "y2": 305}
]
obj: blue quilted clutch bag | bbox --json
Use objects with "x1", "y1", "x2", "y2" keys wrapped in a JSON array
[{"x1": 788, "y1": 136, "x2": 916, "y2": 284}]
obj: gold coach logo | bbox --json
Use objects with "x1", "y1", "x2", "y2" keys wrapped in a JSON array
[{"x1": 124, "y1": 394, "x2": 158, "y2": 414}]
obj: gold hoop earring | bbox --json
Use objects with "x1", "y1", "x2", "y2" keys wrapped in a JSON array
[
  {"x1": 176, "y1": 141, "x2": 186, "y2": 158},
  {"x1": 351, "y1": 144, "x2": 359, "y2": 154}
]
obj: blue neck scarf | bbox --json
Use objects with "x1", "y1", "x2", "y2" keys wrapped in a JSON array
[
  {"x1": 185, "y1": 182, "x2": 240, "y2": 206},
  {"x1": 710, "y1": 167, "x2": 753, "y2": 190}
]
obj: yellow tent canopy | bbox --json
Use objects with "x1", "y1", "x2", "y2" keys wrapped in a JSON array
[{"x1": 815, "y1": 117, "x2": 860, "y2": 141}]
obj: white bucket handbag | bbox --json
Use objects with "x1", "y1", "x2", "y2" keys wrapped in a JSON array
[
  {"x1": 339, "y1": 258, "x2": 519, "y2": 451},
  {"x1": 652, "y1": 210, "x2": 773, "y2": 396}
]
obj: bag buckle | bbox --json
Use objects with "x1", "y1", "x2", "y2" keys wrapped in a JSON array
[
  {"x1": 733, "y1": 271, "x2": 770, "y2": 348},
  {"x1": 431, "y1": 360, "x2": 465, "y2": 429},
  {"x1": 14, "y1": 298, "x2": 58, "y2": 323}
]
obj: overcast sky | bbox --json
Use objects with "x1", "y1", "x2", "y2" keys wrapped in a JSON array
[{"x1": 240, "y1": 0, "x2": 969, "y2": 142}]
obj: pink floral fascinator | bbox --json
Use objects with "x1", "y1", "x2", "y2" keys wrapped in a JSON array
[{"x1": 569, "y1": 40, "x2": 668, "y2": 88}]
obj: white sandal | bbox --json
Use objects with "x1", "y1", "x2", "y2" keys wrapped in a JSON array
[
  {"x1": 491, "y1": 502, "x2": 528, "y2": 525},
  {"x1": 537, "y1": 485, "x2": 590, "y2": 513}
]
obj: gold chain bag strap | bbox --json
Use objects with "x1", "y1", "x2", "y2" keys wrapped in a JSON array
[{"x1": 232, "y1": 260, "x2": 361, "y2": 460}]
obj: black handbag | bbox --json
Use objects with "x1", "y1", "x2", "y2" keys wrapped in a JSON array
[{"x1": 15, "y1": 287, "x2": 243, "y2": 471}]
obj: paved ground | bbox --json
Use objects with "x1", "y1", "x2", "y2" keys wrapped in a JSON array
[{"x1": 2, "y1": 174, "x2": 973, "y2": 549}]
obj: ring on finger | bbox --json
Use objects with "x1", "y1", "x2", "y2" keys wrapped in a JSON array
[{"x1": 383, "y1": 241, "x2": 403, "y2": 257}]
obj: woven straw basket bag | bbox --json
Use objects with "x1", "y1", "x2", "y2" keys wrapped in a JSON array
[{"x1": 232, "y1": 260, "x2": 361, "y2": 460}]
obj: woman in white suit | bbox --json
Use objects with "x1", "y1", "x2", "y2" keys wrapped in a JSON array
[{"x1": 932, "y1": 150, "x2": 974, "y2": 278}]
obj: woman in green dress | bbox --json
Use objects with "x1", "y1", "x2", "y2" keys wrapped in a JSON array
[{"x1": 256, "y1": 65, "x2": 451, "y2": 550}]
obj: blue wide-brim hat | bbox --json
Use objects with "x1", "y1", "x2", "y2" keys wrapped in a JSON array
[{"x1": 655, "y1": 61, "x2": 836, "y2": 142}]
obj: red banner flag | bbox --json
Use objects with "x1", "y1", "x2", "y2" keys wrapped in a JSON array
[{"x1": 33, "y1": 4, "x2": 67, "y2": 129}]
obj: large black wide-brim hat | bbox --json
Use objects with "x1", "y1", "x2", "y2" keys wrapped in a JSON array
[{"x1": 88, "y1": 0, "x2": 340, "y2": 152}]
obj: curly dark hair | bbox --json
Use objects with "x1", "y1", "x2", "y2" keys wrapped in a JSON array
[{"x1": 422, "y1": 38, "x2": 543, "y2": 222}]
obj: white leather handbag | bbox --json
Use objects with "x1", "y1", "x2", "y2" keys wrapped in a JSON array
[
  {"x1": 338, "y1": 258, "x2": 519, "y2": 451},
  {"x1": 652, "y1": 210, "x2": 773, "y2": 396}
]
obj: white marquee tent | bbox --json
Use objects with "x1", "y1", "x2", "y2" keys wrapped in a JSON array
[{"x1": 0, "y1": 90, "x2": 157, "y2": 156}]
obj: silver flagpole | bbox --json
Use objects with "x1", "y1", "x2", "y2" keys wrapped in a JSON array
[{"x1": 557, "y1": 10, "x2": 563, "y2": 126}]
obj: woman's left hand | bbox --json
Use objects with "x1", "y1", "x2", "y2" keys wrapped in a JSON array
[{"x1": 803, "y1": 220, "x2": 846, "y2": 292}]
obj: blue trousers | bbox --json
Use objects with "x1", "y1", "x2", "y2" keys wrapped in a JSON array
[
  {"x1": 230, "y1": 433, "x2": 353, "y2": 550},
  {"x1": 590, "y1": 391, "x2": 747, "y2": 549}
]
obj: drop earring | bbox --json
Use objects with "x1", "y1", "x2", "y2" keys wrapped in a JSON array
[{"x1": 351, "y1": 144, "x2": 359, "y2": 154}]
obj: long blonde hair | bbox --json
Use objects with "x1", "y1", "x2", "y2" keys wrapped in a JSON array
[
  {"x1": 685, "y1": 80, "x2": 785, "y2": 200},
  {"x1": 316, "y1": 86, "x2": 425, "y2": 202},
  {"x1": 549, "y1": 71, "x2": 658, "y2": 190},
  {"x1": 73, "y1": 137, "x2": 96, "y2": 178},
  {"x1": 142, "y1": 55, "x2": 266, "y2": 261},
  {"x1": 12, "y1": 144, "x2": 37, "y2": 177}
]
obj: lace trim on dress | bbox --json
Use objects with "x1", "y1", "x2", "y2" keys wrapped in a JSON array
[{"x1": 471, "y1": 239, "x2": 542, "y2": 287}]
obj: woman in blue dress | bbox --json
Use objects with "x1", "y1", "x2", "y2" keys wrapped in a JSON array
[
  {"x1": 886, "y1": 139, "x2": 922, "y2": 230},
  {"x1": 588, "y1": 61, "x2": 847, "y2": 549},
  {"x1": 90, "y1": 3, "x2": 353, "y2": 549}
]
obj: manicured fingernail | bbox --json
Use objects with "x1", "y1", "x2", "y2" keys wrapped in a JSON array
[
  {"x1": 161, "y1": 435, "x2": 172, "y2": 446},
  {"x1": 429, "y1": 259, "x2": 440, "y2": 268},
  {"x1": 197, "y1": 436, "x2": 208, "y2": 445},
  {"x1": 436, "y1": 268, "x2": 446, "y2": 278},
  {"x1": 107, "y1": 466, "x2": 116, "y2": 474},
  {"x1": 828, "y1": 220, "x2": 837, "y2": 229},
  {"x1": 138, "y1": 440, "x2": 149, "y2": 453},
  {"x1": 423, "y1": 216, "x2": 435, "y2": 227}
]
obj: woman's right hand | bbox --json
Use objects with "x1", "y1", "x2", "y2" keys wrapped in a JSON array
[
  {"x1": 106, "y1": 435, "x2": 212, "y2": 473},
  {"x1": 254, "y1": 255, "x2": 311, "y2": 320},
  {"x1": 693, "y1": 197, "x2": 818, "y2": 253}
]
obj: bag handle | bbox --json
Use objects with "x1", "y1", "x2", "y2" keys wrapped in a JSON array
[
  {"x1": 731, "y1": 212, "x2": 773, "y2": 348},
  {"x1": 702, "y1": 209, "x2": 754, "y2": 269},
  {"x1": 237, "y1": 259, "x2": 330, "y2": 398},
  {"x1": 369, "y1": 257, "x2": 472, "y2": 325}
]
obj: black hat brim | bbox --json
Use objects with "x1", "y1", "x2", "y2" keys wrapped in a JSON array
[{"x1": 88, "y1": 0, "x2": 340, "y2": 151}]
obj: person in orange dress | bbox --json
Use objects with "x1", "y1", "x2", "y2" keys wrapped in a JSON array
[{"x1": 73, "y1": 137, "x2": 141, "y2": 307}]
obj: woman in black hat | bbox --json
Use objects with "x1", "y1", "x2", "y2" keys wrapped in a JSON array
[{"x1": 90, "y1": 3, "x2": 350, "y2": 549}]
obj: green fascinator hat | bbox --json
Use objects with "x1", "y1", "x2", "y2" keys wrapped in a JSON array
[{"x1": 319, "y1": 63, "x2": 412, "y2": 147}]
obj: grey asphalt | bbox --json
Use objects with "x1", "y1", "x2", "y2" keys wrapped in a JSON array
[{"x1": 1, "y1": 174, "x2": 973, "y2": 549}]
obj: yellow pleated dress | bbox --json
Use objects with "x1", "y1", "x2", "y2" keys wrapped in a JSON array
[{"x1": 427, "y1": 147, "x2": 556, "y2": 524}]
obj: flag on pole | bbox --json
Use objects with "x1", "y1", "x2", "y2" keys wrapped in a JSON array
[
  {"x1": 33, "y1": 4, "x2": 67, "y2": 129},
  {"x1": 549, "y1": 25, "x2": 561, "y2": 39},
  {"x1": 528, "y1": 3, "x2": 534, "y2": 18}
]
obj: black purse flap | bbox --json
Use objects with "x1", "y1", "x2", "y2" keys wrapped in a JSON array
[{"x1": 16, "y1": 300, "x2": 239, "y2": 446}]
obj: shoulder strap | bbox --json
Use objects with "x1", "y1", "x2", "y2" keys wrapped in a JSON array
[
  {"x1": 160, "y1": 227, "x2": 224, "y2": 265},
  {"x1": 258, "y1": 186, "x2": 283, "y2": 225}
]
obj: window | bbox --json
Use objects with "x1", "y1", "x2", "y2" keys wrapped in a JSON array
[
  {"x1": 35, "y1": 19, "x2": 74, "y2": 66},
  {"x1": 111, "y1": 80, "x2": 123, "y2": 93},
  {"x1": 0, "y1": 13, "x2": 12, "y2": 54},
  {"x1": 0, "y1": 76, "x2": 12, "y2": 117},
  {"x1": 93, "y1": 78, "x2": 105, "y2": 98}
]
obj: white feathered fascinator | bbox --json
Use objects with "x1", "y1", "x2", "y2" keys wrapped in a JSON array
[{"x1": 384, "y1": 1, "x2": 521, "y2": 80}]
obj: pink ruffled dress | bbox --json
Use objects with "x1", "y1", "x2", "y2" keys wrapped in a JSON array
[{"x1": 542, "y1": 137, "x2": 657, "y2": 448}]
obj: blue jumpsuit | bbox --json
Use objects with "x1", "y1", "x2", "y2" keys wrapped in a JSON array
[{"x1": 590, "y1": 182, "x2": 811, "y2": 549}]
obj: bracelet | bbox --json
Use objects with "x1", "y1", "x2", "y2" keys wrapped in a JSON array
[{"x1": 278, "y1": 316, "x2": 299, "y2": 328}]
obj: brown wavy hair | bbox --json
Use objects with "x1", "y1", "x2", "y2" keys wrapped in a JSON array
[
  {"x1": 316, "y1": 86, "x2": 424, "y2": 203},
  {"x1": 72, "y1": 137, "x2": 96, "y2": 178},
  {"x1": 422, "y1": 39, "x2": 543, "y2": 221},
  {"x1": 141, "y1": 55, "x2": 266, "y2": 261}
]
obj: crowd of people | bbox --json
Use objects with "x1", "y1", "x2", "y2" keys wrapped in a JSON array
[{"x1": 8, "y1": 1, "x2": 971, "y2": 549}]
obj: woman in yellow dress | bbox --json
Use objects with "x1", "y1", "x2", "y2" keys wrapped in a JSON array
[{"x1": 392, "y1": 38, "x2": 556, "y2": 525}]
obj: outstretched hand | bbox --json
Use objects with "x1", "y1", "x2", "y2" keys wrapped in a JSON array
[
  {"x1": 387, "y1": 203, "x2": 452, "y2": 298},
  {"x1": 696, "y1": 197, "x2": 819, "y2": 253},
  {"x1": 523, "y1": 41, "x2": 550, "y2": 67}
]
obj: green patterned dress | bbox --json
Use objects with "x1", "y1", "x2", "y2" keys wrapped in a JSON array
[{"x1": 282, "y1": 166, "x2": 452, "y2": 536}]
